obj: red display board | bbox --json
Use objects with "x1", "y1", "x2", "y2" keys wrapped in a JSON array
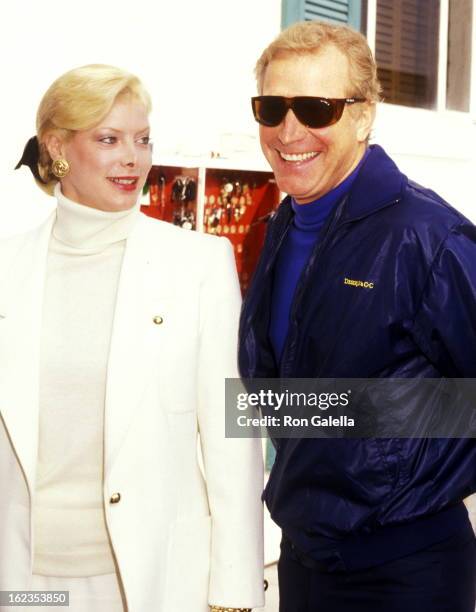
[{"x1": 141, "y1": 164, "x2": 280, "y2": 294}]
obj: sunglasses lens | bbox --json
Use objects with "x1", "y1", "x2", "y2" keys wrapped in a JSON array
[
  {"x1": 252, "y1": 97, "x2": 287, "y2": 127},
  {"x1": 252, "y1": 97, "x2": 348, "y2": 128},
  {"x1": 295, "y1": 98, "x2": 341, "y2": 128}
]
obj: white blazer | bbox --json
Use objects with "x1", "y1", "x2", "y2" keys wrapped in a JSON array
[{"x1": 0, "y1": 211, "x2": 264, "y2": 611}]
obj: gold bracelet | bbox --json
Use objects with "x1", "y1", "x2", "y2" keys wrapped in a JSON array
[{"x1": 210, "y1": 607, "x2": 252, "y2": 612}]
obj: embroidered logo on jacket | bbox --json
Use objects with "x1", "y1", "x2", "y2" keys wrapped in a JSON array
[{"x1": 344, "y1": 277, "x2": 374, "y2": 289}]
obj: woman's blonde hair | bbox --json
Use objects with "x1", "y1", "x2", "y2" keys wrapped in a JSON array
[
  {"x1": 35, "y1": 64, "x2": 151, "y2": 194},
  {"x1": 255, "y1": 21, "x2": 381, "y2": 103}
]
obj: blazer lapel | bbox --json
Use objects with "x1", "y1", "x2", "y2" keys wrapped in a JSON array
[
  {"x1": 0, "y1": 213, "x2": 55, "y2": 494},
  {"x1": 104, "y1": 215, "x2": 176, "y2": 474},
  {"x1": 1, "y1": 213, "x2": 179, "y2": 488}
]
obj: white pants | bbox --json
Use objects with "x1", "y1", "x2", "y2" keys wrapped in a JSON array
[{"x1": 29, "y1": 573, "x2": 125, "y2": 612}]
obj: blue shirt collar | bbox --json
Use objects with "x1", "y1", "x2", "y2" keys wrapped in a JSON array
[{"x1": 291, "y1": 148, "x2": 370, "y2": 230}]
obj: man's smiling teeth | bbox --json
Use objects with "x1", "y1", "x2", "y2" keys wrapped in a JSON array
[
  {"x1": 279, "y1": 151, "x2": 319, "y2": 162},
  {"x1": 109, "y1": 178, "x2": 137, "y2": 185}
]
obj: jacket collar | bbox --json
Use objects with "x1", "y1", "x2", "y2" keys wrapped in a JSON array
[
  {"x1": 340, "y1": 144, "x2": 407, "y2": 223},
  {"x1": 273, "y1": 145, "x2": 406, "y2": 228}
]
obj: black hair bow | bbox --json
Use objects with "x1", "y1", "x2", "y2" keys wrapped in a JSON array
[{"x1": 15, "y1": 136, "x2": 47, "y2": 184}]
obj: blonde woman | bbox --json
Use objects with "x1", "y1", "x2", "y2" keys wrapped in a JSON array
[{"x1": 0, "y1": 64, "x2": 264, "y2": 612}]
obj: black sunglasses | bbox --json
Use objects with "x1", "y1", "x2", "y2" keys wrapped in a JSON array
[{"x1": 251, "y1": 96, "x2": 366, "y2": 129}]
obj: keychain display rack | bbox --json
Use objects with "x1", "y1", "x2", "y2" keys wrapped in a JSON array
[{"x1": 141, "y1": 162, "x2": 280, "y2": 293}]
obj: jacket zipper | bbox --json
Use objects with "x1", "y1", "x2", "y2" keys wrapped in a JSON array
[
  {"x1": 279, "y1": 197, "x2": 401, "y2": 377},
  {"x1": 244, "y1": 209, "x2": 293, "y2": 376}
]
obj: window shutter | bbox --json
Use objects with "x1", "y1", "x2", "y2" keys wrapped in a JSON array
[
  {"x1": 305, "y1": 0, "x2": 349, "y2": 24},
  {"x1": 282, "y1": 0, "x2": 362, "y2": 30},
  {"x1": 375, "y1": 0, "x2": 440, "y2": 108}
]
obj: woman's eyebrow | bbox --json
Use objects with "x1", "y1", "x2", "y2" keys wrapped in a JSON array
[{"x1": 96, "y1": 126, "x2": 150, "y2": 134}]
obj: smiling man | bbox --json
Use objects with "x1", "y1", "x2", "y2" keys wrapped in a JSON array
[
  {"x1": 238, "y1": 21, "x2": 476, "y2": 612},
  {"x1": 257, "y1": 45, "x2": 372, "y2": 203}
]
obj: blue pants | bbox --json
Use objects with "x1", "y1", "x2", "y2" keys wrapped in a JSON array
[{"x1": 278, "y1": 522, "x2": 476, "y2": 612}]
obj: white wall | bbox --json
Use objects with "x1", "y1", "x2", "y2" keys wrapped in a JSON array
[{"x1": 374, "y1": 104, "x2": 476, "y2": 222}]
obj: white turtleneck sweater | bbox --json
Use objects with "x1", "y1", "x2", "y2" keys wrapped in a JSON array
[{"x1": 33, "y1": 184, "x2": 140, "y2": 577}]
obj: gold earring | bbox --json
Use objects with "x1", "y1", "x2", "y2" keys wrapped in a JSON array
[{"x1": 51, "y1": 158, "x2": 70, "y2": 178}]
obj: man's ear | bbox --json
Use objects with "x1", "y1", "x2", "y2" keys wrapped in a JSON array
[
  {"x1": 44, "y1": 132, "x2": 66, "y2": 161},
  {"x1": 356, "y1": 102, "x2": 376, "y2": 143}
]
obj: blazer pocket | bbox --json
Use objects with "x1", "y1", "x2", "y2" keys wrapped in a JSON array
[{"x1": 166, "y1": 410, "x2": 197, "y2": 434}]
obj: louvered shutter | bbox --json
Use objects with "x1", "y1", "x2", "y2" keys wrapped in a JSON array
[
  {"x1": 375, "y1": 0, "x2": 440, "y2": 108},
  {"x1": 282, "y1": 0, "x2": 362, "y2": 30},
  {"x1": 446, "y1": 0, "x2": 472, "y2": 111},
  {"x1": 305, "y1": 0, "x2": 350, "y2": 23}
]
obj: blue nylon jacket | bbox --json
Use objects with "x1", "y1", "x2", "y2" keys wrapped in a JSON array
[{"x1": 238, "y1": 145, "x2": 476, "y2": 569}]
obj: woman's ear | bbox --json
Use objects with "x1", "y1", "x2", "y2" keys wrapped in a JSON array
[{"x1": 44, "y1": 132, "x2": 66, "y2": 161}]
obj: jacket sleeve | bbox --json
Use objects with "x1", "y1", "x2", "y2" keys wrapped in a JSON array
[
  {"x1": 411, "y1": 221, "x2": 476, "y2": 377},
  {"x1": 196, "y1": 236, "x2": 264, "y2": 608}
]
